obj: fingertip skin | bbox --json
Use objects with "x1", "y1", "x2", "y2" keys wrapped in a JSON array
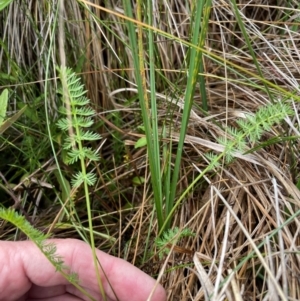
[
  {"x1": 0, "y1": 241, "x2": 32, "y2": 301},
  {"x1": 0, "y1": 239, "x2": 167, "y2": 301}
]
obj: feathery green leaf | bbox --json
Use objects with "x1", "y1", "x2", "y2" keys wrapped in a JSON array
[
  {"x1": 155, "y1": 227, "x2": 195, "y2": 259},
  {"x1": 56, "y1": 65, "x2": 101, "y2": 190},
  {"x1": 71, "y1": 171, "x2": 97, "y2": 187},
  {"x1": 206, "y1": 101, "x2": 293, "y2": 167}
]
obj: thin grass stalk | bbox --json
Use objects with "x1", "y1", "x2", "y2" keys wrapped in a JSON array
[
  {"x1": 77, "y1": 1, "x2": 300, "y2": 104},
  {"x1": 61, "y1": 3, "x2": 105, "y2": 299},
  {"x1": 230, "y1": 0, "x2": 273, "y2": 102},
  {"x1": 166, "y1": 0, "x2": 209, "y2": 230},
  {"x1": 43, "y1": 2, "x2": 75, "y2": 224},
  {"x1": 43, "y1": 4, "x2": 77, "y2": 234},
  {"x1": 162, "y1": 123, "x2": 171, "y2": 223},
  {"x1": 198, "y1": 0, "x2": 212, "y2": 112},
  {"x1": 142, "y1": 208, "x2": 155, "y2": 264},
  {"x1": 146, "y1": 0, "x2": 164, "y2": 224},
  {"x1": 76, "y1": 132, "x2": 106, "y2": 301},
  {"x1": 212, "y1": 186, "x2": 287, "y2": 300},
  {"x1": 198, "y1": 63, "x2": 207, "y2": 111},
  {"x1": 123, "y1": 0, "x2": 164, "y2": 229}
]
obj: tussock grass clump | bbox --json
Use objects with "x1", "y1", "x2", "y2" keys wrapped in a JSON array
[{"x1": 1, "y1": 1, "x2": 300, "y2": 301}]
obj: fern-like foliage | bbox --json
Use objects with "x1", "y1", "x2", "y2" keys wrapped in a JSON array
[
  {"x1": 155, "y1": 227, "x2": 195, "y2": 259},
  {"x1": 0, "y1": 207, "x2": 50, "y2": 243},
  {"x1": 236, "y1": 102, "x2": 292, "y2": 142},
  {"x1": 56, "y1": 67, "x2": 106, "y2": 300},
  {"x1": 206, "y1": 102, "x2": 293, "y2": 165},
  {"x1": 56, "y1": 66, "x2": 101, "y2": 188}
]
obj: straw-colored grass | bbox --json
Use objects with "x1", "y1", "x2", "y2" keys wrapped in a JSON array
[{"x1": 1, "y1": 1, "x2": 300, "y2": 300}]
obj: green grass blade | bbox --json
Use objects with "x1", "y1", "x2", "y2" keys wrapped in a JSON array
[
  {"x1": 0, "y1": 105, "x2": 27, "y2": 135},
  {"x1": 0, "y1": 88, "x2": 8, "y2": 126},
  {"x1": 166, "y1": 0, "x2": 212, "y2": 230},
  {"x1": 147, "y1": 0, "x2": 164, "y2": 223},
  {"x1": 198, "y1": 0, "x2": 212, "y2": 112},
  {"x1": 0, "y1": 0, "x2": 14, "y2": 11},
  {"x1": 123, "y1": 0, "x2": 164, "y2": 229}
]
